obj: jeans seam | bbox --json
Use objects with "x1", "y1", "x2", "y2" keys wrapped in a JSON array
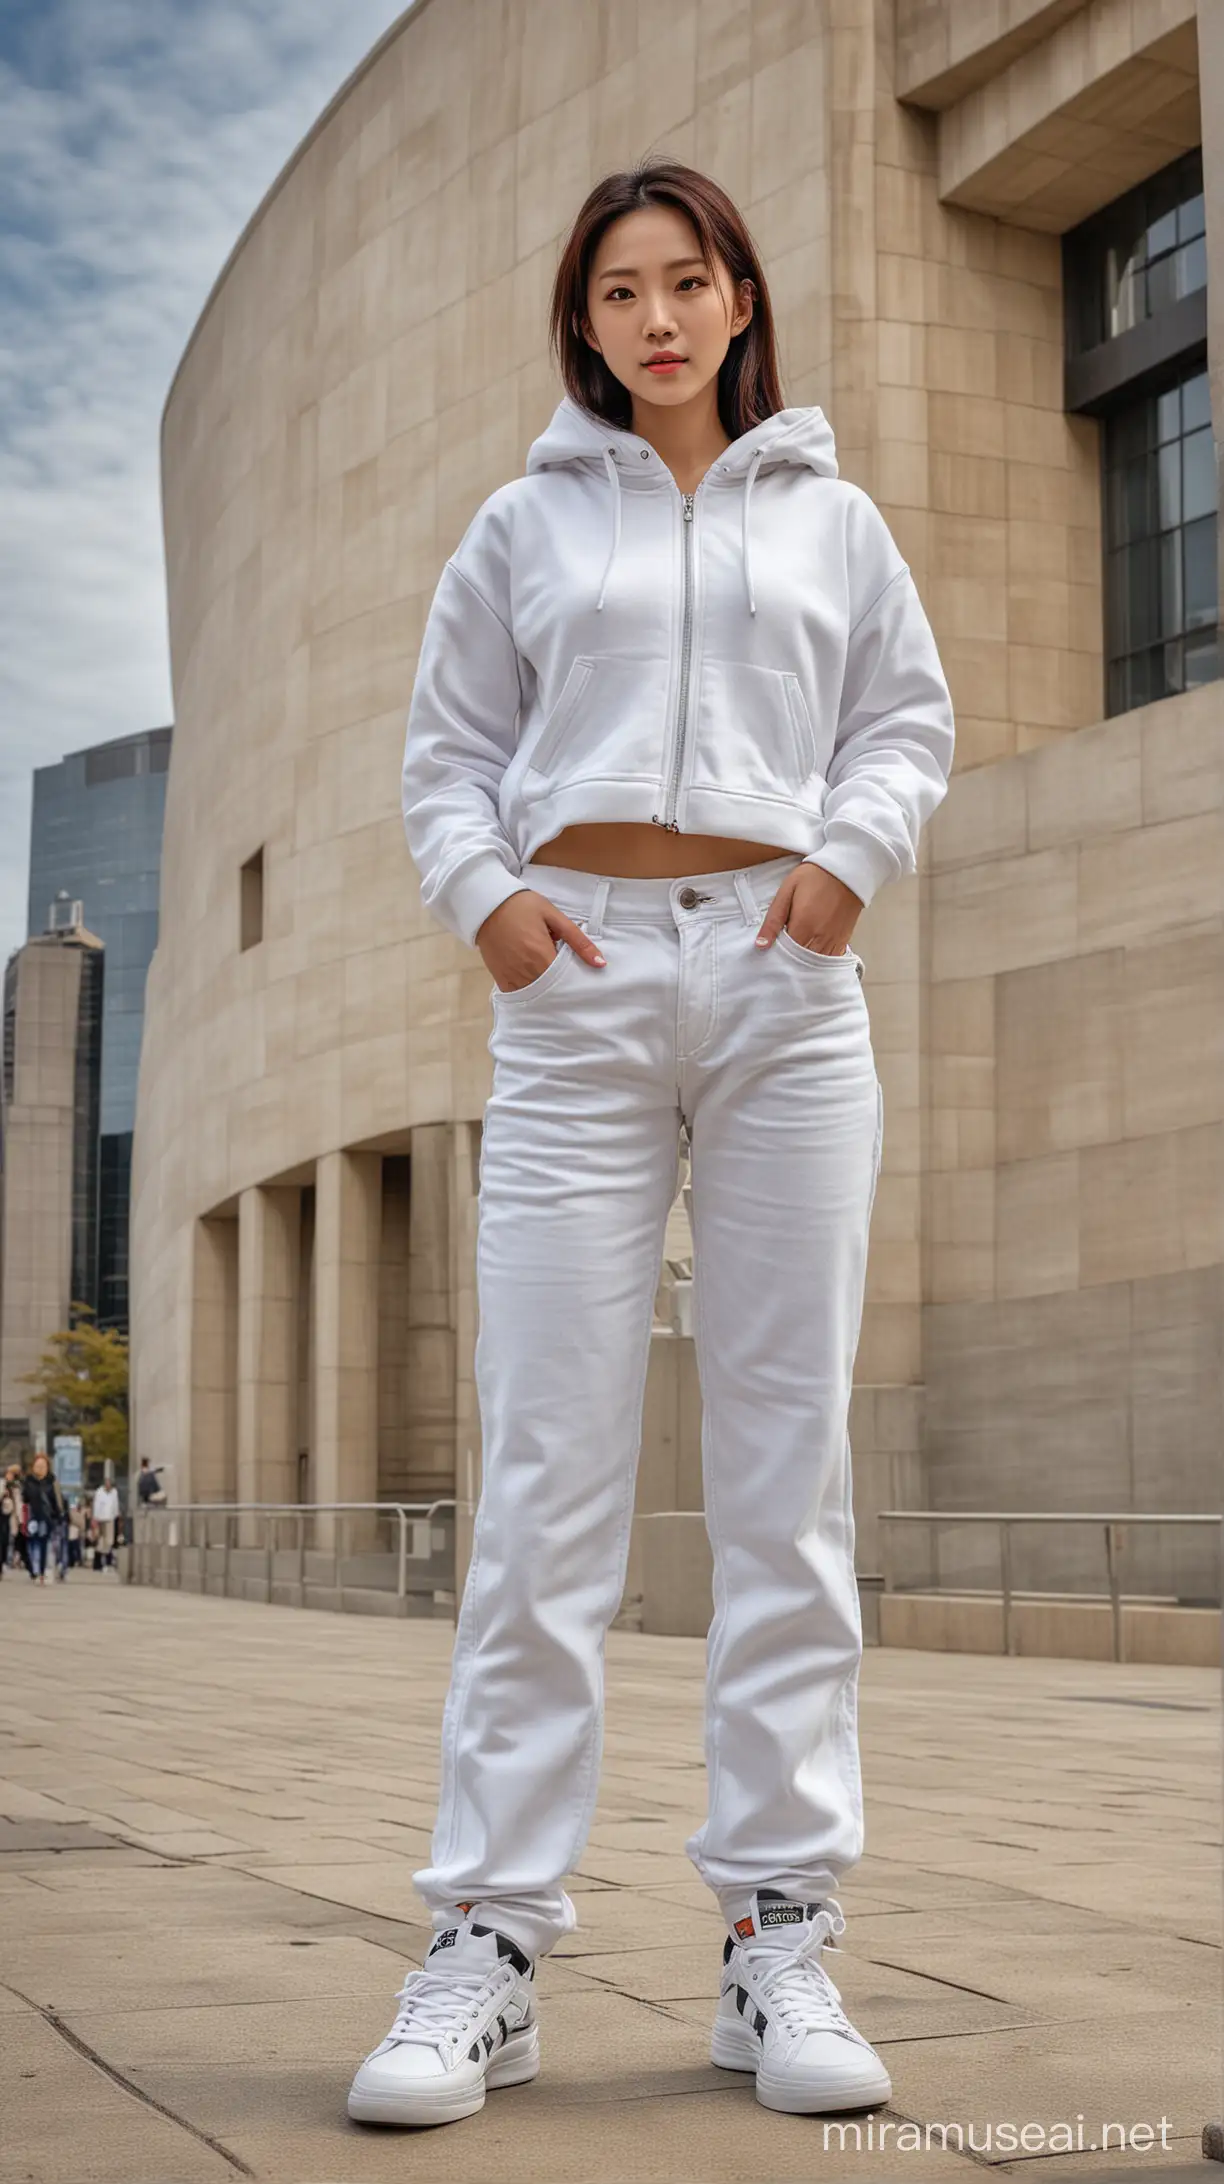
[
  {"x1": 560, "y1": 1182, "x2": 672, "y2": 1876},
  {"x1": 690, "y1": 1156, "x2": 729, "y2": 1878}
]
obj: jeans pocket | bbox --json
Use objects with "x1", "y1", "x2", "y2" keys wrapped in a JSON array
[
  {"x1": 775, "y1": 927, "x2": 864, "y2": 980},
  {"x1": 492, "y1": 917, "x2": 588, "y2": 1006}
]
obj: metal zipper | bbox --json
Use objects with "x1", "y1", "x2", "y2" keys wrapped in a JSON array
[{"x1": 652, "y1": 490, "x2": 696, "y2": 831}]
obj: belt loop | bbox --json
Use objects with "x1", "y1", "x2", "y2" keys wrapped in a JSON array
[
  {"x1": 733, "y1": 870, "x2": 759, "y2": 928},
  {"x1": 586, "y1": 878, "x2": 611, "y2": 939}
]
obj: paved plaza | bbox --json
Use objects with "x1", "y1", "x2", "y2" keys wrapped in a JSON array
[{"x1": 0, "y1": 1581, "x2": 1220, "y2": 2183}]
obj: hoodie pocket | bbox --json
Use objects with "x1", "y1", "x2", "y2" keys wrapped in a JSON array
[
  {"x1": 689, "y1": 660, "x2": 819, "y2": 799},
  {"x1": 522, "y1": 654, "x2": 671, "y2": 796},
  {"x1": 526, "y1": 657, "x2": 596, "y2": 780}
]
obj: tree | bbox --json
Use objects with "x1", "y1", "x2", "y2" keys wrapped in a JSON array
[{"x1": 18, "y1": 1304, "x2": 129, "y2": 1475}]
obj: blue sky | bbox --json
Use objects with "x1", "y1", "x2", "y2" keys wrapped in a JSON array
[{"x1": 0, "y1": 0, "x2": 412, "y2": 964}]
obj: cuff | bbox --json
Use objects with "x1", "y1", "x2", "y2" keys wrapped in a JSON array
[
  {"x1": 445, "y1": 856, "x2": 534, "y2": 949},
  {"x1": 803, "y1": 825, "x2": 901, "y2": 911}
]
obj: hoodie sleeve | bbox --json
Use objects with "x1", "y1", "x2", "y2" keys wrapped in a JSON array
[
  {"x1": 803, "y1": 496, "x2": 955, "y2": 910},
  {"x1": 401, "y1": 519, "x2": 534, "y2": 948}
]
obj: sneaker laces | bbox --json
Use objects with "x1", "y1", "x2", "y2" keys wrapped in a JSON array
[
  {"x1": 387, "y1": 1960, "x2": 510, "y2": 2048},
  {"x1": 745, "y1": 1902, "x2": 854, "y2": 2037}
]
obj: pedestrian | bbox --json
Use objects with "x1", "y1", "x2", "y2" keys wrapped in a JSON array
[
  {"x1": 350, "y1": 159, "x2": 953, "y2": 2132},
  {"x1": 91, "y1": 1477, "x2": 120, "y2": 1569},
  {"x1": 0, "y1": 1466, "x2": 19, "y2": 1577},
  {"x1": 66, "y1": 1500, "x2": 85, "y2": 1571},
  {"x1": 22, "y1": 1453, "x2": 65, "y2": 1587},
  {"x1": 136, "y1": 1459, "x2": 167, "y2": 1508},
  {"x1": 5, "y1": 1464, "x2": 30, "y2": 1574}
]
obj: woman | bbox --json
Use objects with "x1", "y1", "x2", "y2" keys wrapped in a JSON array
[
  {"x1": 350, "y1": 159, "x2": 954, "y2": 2132},
  {"x1": 22, "y1": 1453, "x2": 65, "y2": 1586}
]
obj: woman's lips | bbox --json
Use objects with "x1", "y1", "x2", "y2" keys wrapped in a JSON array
[{"x1": 645, "y1": 357, "x2": 686, "y2": 372}]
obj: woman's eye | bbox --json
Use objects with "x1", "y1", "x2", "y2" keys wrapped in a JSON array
[{"x1": 604, "y1": 277, "x2": 706, "y2": 301}]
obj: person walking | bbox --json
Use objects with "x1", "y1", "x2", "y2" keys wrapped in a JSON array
[
  {"x1": 0, "y1": 1466, "x2": 20, "y2": 1578},
  {"x1": 91, "y1": 1477, "x2": 120, "y2": 1570},
  {"x1": 349, "y1": 159, "x2": 954, "y2": 2133},
  {"x1": 22, "y1": 1454, "x2": 65, "y2": 1587}
]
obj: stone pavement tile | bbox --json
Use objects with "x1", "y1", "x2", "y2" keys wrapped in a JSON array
[
  {"x1": 852, "y1": 1897, "x2": 1126, "y2": 1942},
  {"x1": 0, "y1": 1817, "x2": 130, "y2": 1852},
  {"x1": 0, "y1": 2005, "x2": 233, "y2": 2184},
  {"x1": 571, "y1": 1848, "x2": 704, "y2": 1887},
  {"x1": 117, "y1": 1827, "x2": 258, "y2": 1857},
  {"x1": 851, "y1": 1859, "x2": 1043, "y2": 1909},
  {"x1": 1021, "y1": 1866, "x2": 1222, "y2": 1935},
  {"x1": 97, "y1": 2063, "x2": 968, "y2": 2184},
  {"x1": 3, "y1": 1925, "x2": 409, "y2": 2013},
  {"x1": 877, "y1": 2004, "x2": 1218, "y2": 2154},
  {"x1": 235, "y1": 1857, "x2": 427, "y2": 1920},
  {"x1": 853, "y1": 1927, "x2": 1220, "y2": 2019},
  {"x1": 211, "y1": 1829, "x2": 412, "y2": 1865},
  {"x1": 0, "y1": 1782, "x2": 94, "y2": 1824},
  {"x1": 0, "y1": 1843, "x2": 165, "y2": 1875},
  {"x1": 550, "y1": 1892, "x2": 721, "y2": 1958},
  {"x1": 1005, "y1": 2146, "x2": 1207, "y2": 2178}
]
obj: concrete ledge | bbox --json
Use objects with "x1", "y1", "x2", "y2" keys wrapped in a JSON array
[{"x1": 881, "y1": 1590, "x2": 1221, "y2": 1665}]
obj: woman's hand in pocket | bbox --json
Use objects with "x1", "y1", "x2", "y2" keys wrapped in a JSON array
[
  {"x1": 755, "y1": 862, "x2": 862, "y2": 954},
  {"x1": 477, "y1": 890, "x2": 606, "y2": 994}
]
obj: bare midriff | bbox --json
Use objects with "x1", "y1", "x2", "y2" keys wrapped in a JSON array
[{"x1": 530, "y1": 822, "x2": 794, "y2": 879}]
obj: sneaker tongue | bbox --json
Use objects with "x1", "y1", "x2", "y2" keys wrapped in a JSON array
[
  {"x1": 734, "y1": 1890, "x2": 820, "y2": 1946},
  {"x1": 425, "y1": 1918, "x2": 502, "y2": 1973}
]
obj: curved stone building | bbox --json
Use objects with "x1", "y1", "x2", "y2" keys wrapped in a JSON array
[{"x1": 134, "y1": 0, "x2": 1224, "y2": 1630}]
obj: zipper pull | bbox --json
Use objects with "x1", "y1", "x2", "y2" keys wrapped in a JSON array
[{"x1": 683, "y1": 495, "x2": 694, "y2": 521}]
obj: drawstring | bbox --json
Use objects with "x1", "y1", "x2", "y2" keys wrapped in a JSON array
[
  {"x1": 596, "y1": 447, "x2": 622, "y2": 611},
  {"x1": 742, "y1": 447, "x2": 763, "y2": 616},
  {"x1": 597, "y1": 444, "x2": 764, "y2": 613}
]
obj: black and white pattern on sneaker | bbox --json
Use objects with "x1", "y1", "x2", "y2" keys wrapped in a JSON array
[{"x1": 733, "y1": 1986, "x2": 769, "y2": 2039}]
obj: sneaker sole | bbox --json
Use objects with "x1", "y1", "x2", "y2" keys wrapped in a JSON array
[
  {"x1": 711, "y1": 2019, "x2": 891, "y2": 2113},
  {"x1": 347, "y1": 2023, "x2": 540, "y2": 2129}
]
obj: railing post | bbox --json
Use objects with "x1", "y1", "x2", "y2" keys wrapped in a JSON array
[
  {"x1": 397, "y1": 1507, "x2": 408, "y2": 1606},
  {"x1": 1105, "y1": 1521, "x2": 1123, "y2": 1663},
  {"x1": 266, "y1": 1511, "x2": 274, "y2": 1604},
  {"x1": 298, "y1": 1510, "x2": 306, "y2": 1606},
  {"x1": 1000, "y1": 1520, "x2": 1014, "y2": 1656}
]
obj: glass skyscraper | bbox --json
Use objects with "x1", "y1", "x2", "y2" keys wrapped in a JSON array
[{"x1": 26, "y1": 726, "x2": 171, "y2": 1332}]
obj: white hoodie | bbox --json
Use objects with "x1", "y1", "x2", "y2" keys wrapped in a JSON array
[{"x1": 402, "y1": 393, "x2": 954, "y2": 947}]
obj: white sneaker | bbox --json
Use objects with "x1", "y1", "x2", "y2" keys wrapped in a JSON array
[
  {"x1": 348, "y1": 1911, "x2": 539, "y2": 2128},
  {"x1": 711, "y1": 1890, "x2": 891, "y2": 2114}
]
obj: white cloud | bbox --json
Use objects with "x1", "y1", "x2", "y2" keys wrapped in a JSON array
[{"x1": 0, "y1": 0, "x2": 411, "y2": 963}]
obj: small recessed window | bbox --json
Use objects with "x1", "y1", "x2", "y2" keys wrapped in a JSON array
[{"x1": 240, "y1": 847, "x2": 264, "y2": 951}]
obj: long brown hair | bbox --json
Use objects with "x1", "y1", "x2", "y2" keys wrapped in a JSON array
[{"x1": 548, "y1": 157, "x2": 785, "y2": 440}]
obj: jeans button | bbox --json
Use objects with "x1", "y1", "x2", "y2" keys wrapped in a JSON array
[{"x1": 678, "y1": 886, "x2": 699, "y2": 909}]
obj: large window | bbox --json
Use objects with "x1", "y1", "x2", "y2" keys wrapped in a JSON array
[
  {"x1": 1066, "y1": 149, "x2": 1205, "y2": 353},
  {"x1": 1104, "y1": 364, "x2": 1218, "y2": 714},
  {"x1": 1064, "y1": 148, "x2": 1217, "y2": 719}
]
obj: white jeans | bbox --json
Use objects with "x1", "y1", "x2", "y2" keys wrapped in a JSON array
[{"x1": 414, "y1": 851, "x2": 883, "y2": 1959}]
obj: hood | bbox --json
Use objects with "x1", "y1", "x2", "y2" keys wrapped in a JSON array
[{"x1": 524, "y1": 393, "x2": 838, "y2": 615}]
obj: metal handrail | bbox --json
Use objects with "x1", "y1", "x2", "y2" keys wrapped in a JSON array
[
  {"x1": 878, "y1": 1510, "x2": 1221, "y2": 1662},
  {"x1": 132, "y1": 1500, "x2": 456, "y2": 1609}
]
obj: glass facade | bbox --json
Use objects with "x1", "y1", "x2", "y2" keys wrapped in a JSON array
[
  {"x1": 1064, "y1": 148, "x2": 1216, "y2": 720},
  {"x1": 1065, "y1": 149, "x2": 1205, "y2": 354},
  {"x1": 1104, "y1": 364, "x2": 1218, "y2": 714},
  {"x1": 26, "y1": 726, "x2": 171, "y2": 1332}
]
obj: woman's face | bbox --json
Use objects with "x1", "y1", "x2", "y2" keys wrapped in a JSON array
[
  {"x1": 32, "y1": 1455, "x2": 48, "y2": 1477},
  {"x1": 583, "y1": 203, "x2": 753, "y2": 418}
]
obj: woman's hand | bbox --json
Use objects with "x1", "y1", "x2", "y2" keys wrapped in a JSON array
[
  {"x1": 756, "y1": 863, "x2": 863, "y2": 955},
  {"x1": 477, "y1": 890, "x2": 606, "y2": 993}
]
